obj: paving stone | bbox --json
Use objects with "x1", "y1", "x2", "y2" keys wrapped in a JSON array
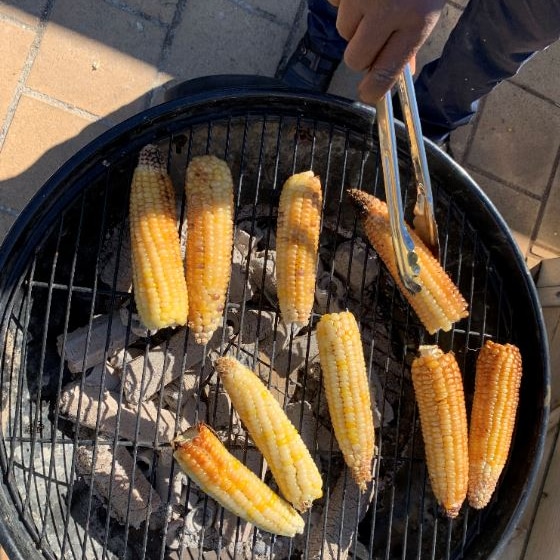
[
  {"x1": 536, "y1": 164, "x2": 560, "y2": 253},
  {"x1": 329, "y1": 62, "x2": 360, "y2": 100},
  {"x1": 465, "y1": 167, "x2": 541, "y2": 240},
  {"x1": 27, "y1": 0, "x2": 165, "y2": 119},
  {"x1": 450, "y1": 0, "x2": 469, "y2": 8},
  {"x1": 512, "y1": 39, "x2": 560, "y2": 104},
  {"x1": 416, "y1": 2, "x2": 462, "y2": 72},
  {"x1": 0, "y1": 20, "x2": 34, "y2": 118},
  {"x1": 0, "y1": 94, "x2": 108, "y2": 212},
  {"x1": 448, "y1": 118, "x2": 474, "y2": 163},
  {"x1": 120, "y1": 0, "x2": 179, "y2": 24},
  {"x1": 162, "y1": 0, "x2": 289, "y2": 85},
  {"x1": 529, "y1": 242, "x2": 560, "y2": 266},
  {"x1": 465, "y1": 80, "x2": 560, "y2": 198},
  {"x1": 0, "y1": 0, "x2": 47, "y2": 27},
  {"x1": 510, "y1": 230, "x2": 532, "y2": 261},
  {"x1": 229, "y1": 0, "x2": 301, "y2": 26}
]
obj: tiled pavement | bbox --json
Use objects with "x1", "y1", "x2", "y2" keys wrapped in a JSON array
[{"x1": 0, "y1": 0, "x2": 559, "y2": 558}]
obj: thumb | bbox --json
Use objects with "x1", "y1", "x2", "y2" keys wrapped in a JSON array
[{"x1": 327, "y1": 0, "x2": 340, "y2": 6}]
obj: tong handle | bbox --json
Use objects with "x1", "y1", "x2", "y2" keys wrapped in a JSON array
[
  {"x1": 397, "y1": 64, "x2": 440, "y2": 259},
  {"x1": 376, "y1": 91, "x2": 421, "y2": 294}
]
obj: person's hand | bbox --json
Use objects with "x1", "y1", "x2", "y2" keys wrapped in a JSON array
[{"x1": 328, "y1": 0, "x2": 445, "y2": 104}]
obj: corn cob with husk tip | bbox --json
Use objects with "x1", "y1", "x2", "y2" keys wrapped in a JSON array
[
  {"x1": 214, "y1": 356, "x2": 323, "y2": 512},
  {"x1": 411, "y1": 345, "x2": 468, "y2": 518},
  {"x1": 129, "y1": 144, "x2": 188, "y2": 331},
  {"x1": 184, "y1": 155, "x2": 234, "y2": 345},
  {"x1": 348, "y1": 190, "x2": 468, "y2": 334},
  {"x1": 173, "y1": 423, "x2": 305, "y2": 537},
  {"x1": 468, "y1": 340, "x2": 523, "y2": 509},
  {"x1": 316, "y1": 311, "x2": 375, "y2": 491},
  {"x1": 276, "y1": 171, "x2": 323, "y2": 328}
]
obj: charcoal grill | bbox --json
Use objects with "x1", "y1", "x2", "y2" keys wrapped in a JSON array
[{"x1": 0, "y1": 78, "x2": 550, "y2": 560}]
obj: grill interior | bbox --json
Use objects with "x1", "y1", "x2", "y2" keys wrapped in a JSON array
[{"x1": 0, "y1": 90, "x2": 548, "y2": 560}]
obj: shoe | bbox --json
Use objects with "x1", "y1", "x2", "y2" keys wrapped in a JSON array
[{"x1": 277, "y1": 35, "x2": 341, "y2": 93}]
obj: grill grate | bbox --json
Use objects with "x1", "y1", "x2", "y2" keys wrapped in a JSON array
[{"x1": 0, "y1": 90, "x2": 547, "y2": 560}]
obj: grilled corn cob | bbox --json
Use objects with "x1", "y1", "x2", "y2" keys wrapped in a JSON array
[
  {"x1": 215, "y1": 356, "x2": 323, "y2": 512},
  {"x1": 173, "y1": 423, "x2": 305, "y2": 537},
  {"x1": 316, "y1": 311, "x2": 375, "y2": 491},
  {"x1": 129, "y1": 144, "x2": 188, "y2": 331},
  {"x1": 411, "y1": 345, "x2": 468, "y2": 518},
  {"x1": 348, "y1": 190, "x2": 468, "y2": 334},
  {"x1": 468, "y1": 340, "x2": 523, "y2": 509},
  {"x1": 276, "y1": 171, "x2": 323, "y2": 327},
  {"x1": 185, "y1": 155, "x2": 234, "y2": 345}
]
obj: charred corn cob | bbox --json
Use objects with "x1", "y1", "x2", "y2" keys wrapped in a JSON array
[
  {"x1": 411, "y1": 345, "x2": 469, "y2": 518},
  {"x1": 276, "y1": 171, "x2": 323, "y2": 327},
  {"x1": 316, "y1": 311, "x2": 375, "y2": 491},
  {"x1": 348, "y1": 190, "x2": 468, "y2": 334},
  {"x1": 214, "y1": 356, "x2": 323, "y2": 512},
  {"x1": 173, "y1": 423, "x2": 305, "y2": 537},
  {"x1": 129, "y1": 144, "x2": 188, "y2": 331},
  {"x1": 185, "y1": 155, "x2": 234, "y2": 345},
  {"x1": 468, "y1": 340, "x2": 523, "y2": 509}
]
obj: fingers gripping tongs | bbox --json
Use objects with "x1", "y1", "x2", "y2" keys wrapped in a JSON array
[{"x1": 375, "y1": 63, "x2": 440, "y2": 294}]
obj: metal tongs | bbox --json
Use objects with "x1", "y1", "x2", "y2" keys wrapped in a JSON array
[{"x1": 376, "y1": 63, "x2": 440, "y2": 294}]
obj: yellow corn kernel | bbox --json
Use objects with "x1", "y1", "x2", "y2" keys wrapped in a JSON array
[
  {"x1": 316, "y1": 311, "x2": 375, "y2": 491},
  {"x1": 348, "y1": 190, "x2": 468, "y2": 334},
  {"x1": 214, "y1": 356, "x2": 323, "y2": 512},
  {"x1": 411, "y1": 345, "x2": 469, "y2": 518},
  {"x1": 129, "y1": 144, "x2": 188, "y2": 331},
  {"x1": 468, "y1": 340, "x2": 523, "y2": 509},
  {"x1": 184, "y1": 155, "x2": 234, "y2": 345},
  {"x1": 173, "y1": 423, "x2": 305, "y2": 537},
  {"x1": 276, "y1": 171, "x2": 323, "y2": 328}
]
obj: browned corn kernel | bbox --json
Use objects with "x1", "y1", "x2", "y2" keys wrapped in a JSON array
[
  {"x1": 214, "y1": 356, "x2": 323, "y2": 512},
  {"x1": 348, "y1": 190, "x2": 468, "y2": 334},
  {"x1": 276, "y1": 171, "x2": 323, "y2": 327},
  {"x1": 468, "y1": 340, "x2": 523, "y2": 509},
  {"x1": 129, "y1": 144, "x2": 188, "y2": 331},
  {"x1": 173, "y1": 423, "x2": 305, "y2": 537},
  {"x1": 411, "y1": 345, "x2": 469, "y2": 518},
  {"x1": 316, "y1": 311, "x2": 375, "y2": 491},
  {"x1": 184, "y1": 155, "x2": 234, "y2": 345}
]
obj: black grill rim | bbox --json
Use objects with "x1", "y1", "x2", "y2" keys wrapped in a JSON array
[{"x1": 0, "y1": 81, "x2": 550, "y2": 560}]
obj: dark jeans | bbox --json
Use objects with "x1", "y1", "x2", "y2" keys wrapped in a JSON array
[
  {"x1": 307, "y1": 0, "x2": 560, "y2": 141},
  {"x1": 307, "y1": 0, "x2": 347, "y2": 59}
]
